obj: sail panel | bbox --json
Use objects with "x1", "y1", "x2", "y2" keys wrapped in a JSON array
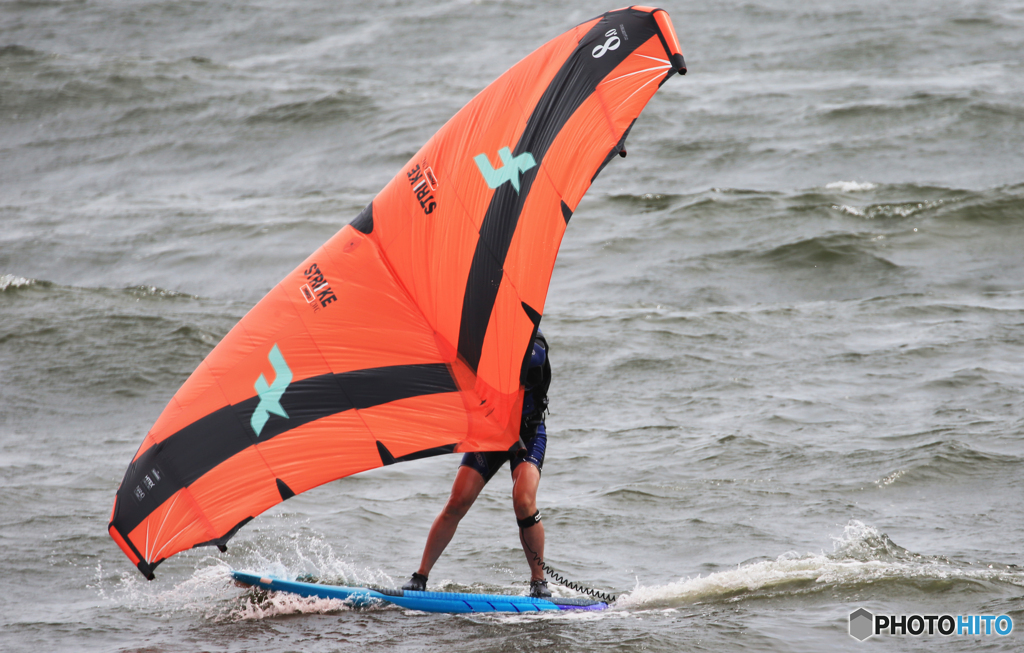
[{"x1": 257, "y1": 410, "x2": 379, "y2": 495}]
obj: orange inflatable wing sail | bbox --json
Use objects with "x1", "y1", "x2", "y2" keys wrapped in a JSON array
[{"x1": 110, "y1": 7, "x2": 686, "y2": 579}]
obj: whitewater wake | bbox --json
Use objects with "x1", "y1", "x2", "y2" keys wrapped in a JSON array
[{"x1": 615, "y1": 520, "x2": 1024, "y2": 610}]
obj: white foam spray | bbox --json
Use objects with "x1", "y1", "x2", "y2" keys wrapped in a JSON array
[
  {"x1": 826, "y1": 181, "x2": 877, "y2": 192},
  {"x1": 615, "y1": 520, "x2": 1024, "y2": 610}
]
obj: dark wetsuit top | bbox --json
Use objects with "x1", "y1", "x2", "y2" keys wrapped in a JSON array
[{"x1": 460, "y1": 334, "x2": 550, "y2": 483}]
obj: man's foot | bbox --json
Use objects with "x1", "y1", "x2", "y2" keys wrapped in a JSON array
[
  {"x1": 402, "y1": 572, "x2": 428, "y2": 592},
  {"x1": 529, "y1": 578, "x2": 551, "y2": 598}
]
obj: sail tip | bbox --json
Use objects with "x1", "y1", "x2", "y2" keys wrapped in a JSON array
[
  {"x1": 671, "y1": 53, "x2": 687, "y2": 75},
  {"x1": 110, "y1": 521, "x2": 156, "y2": 579}
]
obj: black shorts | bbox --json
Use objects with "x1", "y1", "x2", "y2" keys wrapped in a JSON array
[{"x1": 460, "y1": 424, "x2": 546, "y2": 483}]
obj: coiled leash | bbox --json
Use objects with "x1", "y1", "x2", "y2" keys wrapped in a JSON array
[{"x1": 518, "y1": 510, "x2": 618, "y2": 603}]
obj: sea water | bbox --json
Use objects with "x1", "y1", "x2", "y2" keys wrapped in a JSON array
[{"x1": 2, "y1": 1, "x2": 1023, "y2": 651}]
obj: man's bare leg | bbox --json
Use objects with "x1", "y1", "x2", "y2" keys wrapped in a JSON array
[
  {"x1": 415, "y1": 465, "x2": 486, "y2": 578},
  {"x1": 511, "y1": 462, "x2": 544, "y2": 581}
]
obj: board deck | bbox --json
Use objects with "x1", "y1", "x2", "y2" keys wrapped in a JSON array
[{"x1": 232, "y1": 570, "x2": 608, "y2": 614}]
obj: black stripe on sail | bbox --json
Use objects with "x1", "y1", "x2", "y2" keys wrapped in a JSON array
[
  {"x1": 193, "y1": 516, "x2": 254, "y2": 551},
  {"x1": 112, "y1": 363, "x2": 456, "y2": 539},
  {"x1": 457, "y1": 9, "x2": 661, "y2": 372},
  {"x1": 560, "y1": 200, "x2": 573, "y2": 224},
  {"x1": 276, "y1": 478, "x2": 296, "y2": 500},
  {"x1": 400, "y1": 443, "x2": 457, "y2": 463},
  {"x1": 350, "y1": 202, "x2": 374, "y2": 234},
  {"x1": 377, "y1": 440, "x2": 396, "y2": 465},
  {"x1": 377, "y1": 441, "x2": 457, "y2": 466}
]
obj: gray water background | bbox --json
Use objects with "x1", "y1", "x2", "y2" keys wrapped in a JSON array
[{"x1": 2, "y1": 0, "x2": 1024, "y2": 651}]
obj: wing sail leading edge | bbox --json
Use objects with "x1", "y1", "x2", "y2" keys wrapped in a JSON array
[{"x1": 110, "y1": 7, "x2": 686, "y2": 579}]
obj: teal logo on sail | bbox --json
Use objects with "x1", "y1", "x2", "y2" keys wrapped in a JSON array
[
  {"x1": 474, "y1": 147, "x2": 536, "y2": 193},
  {"x1": 251, "y1": 344, "x2": 292, "y2": 437}
]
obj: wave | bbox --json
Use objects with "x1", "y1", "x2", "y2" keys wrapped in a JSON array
[
  {"x1": 602, "y1": 182, "x2": 1014, "y2": 224},
  {"x1": 816, "y1": 92, "x2": 971, "y2": 123},
  {"x1": 616, "y1": 521, "x2": 1024, "y2": 610},
  {"x1": 825, "y1": 181, "x2": 876, "y2": 193},
  {"x1": 1, "y1": 277, "x2": 221, "y2": 406},
  {"x1": 0, "y1": 44, "x2": 43, "y2": 59},
  {"x1": 245, "y1": 89, "x2": 374, "y2": 125},
  {"x1": 122, "y1": 284, "x2": 199, "y2": 300},
  {"x1": 830, "y1": 199, "x2": 953, "y2": 220},
  {"x1": 0, "y1": 54, "x2": 212, "y2": 122},
  {"x1": 813, "y1": 90, "x2": 1024, "y2": 129},
  {"x1": 829, "y1": 184, "x2": 1024, "y2": 226},
  {"x1": 872, "y1": 440, "x2": 1021, "y2": 486},
  {"x1": 0, "y1": 47, "x2": 375, "y2": 134},
  {"x1": 754, "y1": 233, "x2": 898, "y2": 271},
  {"x1": 931, "y1": 186, "x2": 1024, "y2": 226},
  {"x1": 606, "y1": 192, "x2": 684, "y2": 213},
  {"x1": 0, "y1": 275, "x2": 197, "y2": 300},
  {"x1": 0, "y1": 274, "x2": 40, "y2": 292}
]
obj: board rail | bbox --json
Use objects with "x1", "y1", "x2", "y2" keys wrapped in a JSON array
[{"x1": 231, "y1": 570, "x2": 608, "y2": 614}]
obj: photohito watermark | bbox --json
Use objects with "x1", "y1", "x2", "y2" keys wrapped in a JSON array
[{"x1": 849, "y1": 608, "x2": 1013, "y2": 641}]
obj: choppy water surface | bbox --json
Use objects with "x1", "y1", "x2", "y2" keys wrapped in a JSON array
[{"x1": 2, "y1": 1, "x2": 1024, "y2": 651}]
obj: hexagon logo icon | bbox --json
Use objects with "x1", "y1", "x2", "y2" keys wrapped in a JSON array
[{"x1": 849, "y1": 608, "x2": 874, "y2": 641}]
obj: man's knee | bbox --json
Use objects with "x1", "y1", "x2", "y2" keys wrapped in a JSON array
[
  {"x1": 512, "y1": 492, "x2": 537, "y2": 519},
  {"x1": 443, "y1": 494, "x2": 475, "y2": 520},
  {"x1": 511, "y1": 466, "x2": 539, "y2": 515}
]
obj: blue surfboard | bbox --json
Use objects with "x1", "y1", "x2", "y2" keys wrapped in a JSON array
[{"x1": 232, "y1": 570, "x2": 608, "y2": 614}]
